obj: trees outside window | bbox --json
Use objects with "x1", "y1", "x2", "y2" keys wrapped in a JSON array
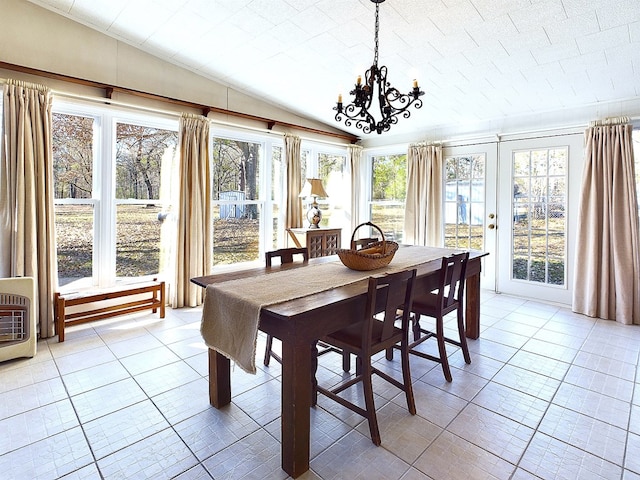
[
  {"x1": 369, "y1": 153, "x2": 407, "y2": 242},
  {"x1": 211, "y1": 136, "x2": 265, "y2": 266},
  {"x1": 53, "y1": 113, "x2": 96, "y2": 285},
  {"x1": 115, "y1": 122, "x2": 178, "y2": 278}
]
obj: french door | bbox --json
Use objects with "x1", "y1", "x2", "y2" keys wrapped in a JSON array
[{"x1": 444, "y1": 133, "x2": 584, "y2": 306}]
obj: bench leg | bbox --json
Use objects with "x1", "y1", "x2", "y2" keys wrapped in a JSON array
[
  {"x1": 159, "y1": 281, "x2": 165, "y2": 318},
  {"x1": 55, "y1": 293, "x2": 66, "y2": 343}
]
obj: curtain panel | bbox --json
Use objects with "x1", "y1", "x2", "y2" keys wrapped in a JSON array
[
  {"x1": 171, "y1": 113, "x2": 212, "y2": 308},
  {"x1": 348, "y1": 144, "x2": 364, "y2": 233},
  {"x1": 284, "y1": 134, "x2": 303, "y2": 229},
  {"x1": 403, "y1": 143, "x2": 443, "y2": 246},
  {"x1": 0, "y1": 79, "x2": 58, "y2": 337},
  {"x1": 573, "y1": 123, "x2": 640, "y2": 324}
]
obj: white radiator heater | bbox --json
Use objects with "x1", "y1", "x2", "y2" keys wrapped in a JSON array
[{"x1": 0, "y1": 277, "x2": 37, "y2": 361}]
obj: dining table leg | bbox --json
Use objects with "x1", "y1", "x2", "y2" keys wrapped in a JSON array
[
  {"x1": 465, "y1": 270, "x2": 481, "y2": 339},
  {"x1": 208, "y1": 348, "x2": 231, "y2": 408},
  {"x1": 280, "y1": 338, "x2": 312, "y2": 478}
]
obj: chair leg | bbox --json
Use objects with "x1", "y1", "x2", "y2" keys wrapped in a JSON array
[
  {"x1": 412, "y1": 314, "x2": 422, "y2": 342},
  {"x1": 342, "y1": 351, "x2": 351, "y2": 372},
  {"x1": 264, "y1": 334, "x2": 274, "y2": 366},
  {"x1": 400, "y1": 339, "x2": 416, "y2": 415},
  {"x1": 457, "y1": 308, "x2": 471, "y2": 364},
  {"x1": 436, "y1": 315, "x2": 452, "y2": 382},
  {"x1": 361, "y1": 358, "x2": 381, "y2": 446}
]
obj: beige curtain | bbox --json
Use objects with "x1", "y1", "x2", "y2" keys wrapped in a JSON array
[
  {"x1": 0, "y1": 79, "x2": 57, "y2": 337},
  {"x1": 403, "y1": 143, "x2": 443, "y2": 246},
  {"x1": 348, "y1": 144, "x2": 364, "y2": 233},
  {"x1": 284, "y1": 133, "x2": 303, "y2": 229},
  {"x1": 171, "y1": 114, "x2": 212, "y2": 308},
  {"x1": 573, "y1": 123, "x2": 640, "y2": 324}
]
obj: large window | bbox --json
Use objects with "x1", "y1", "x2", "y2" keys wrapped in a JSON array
[
  {"x1": 50, "y1": 104, "x2": 350, "y2": 282},
  {"x1": 369, "y1": 153, "x2": 407, "y2": 242},
  {"x1": 52, "y1": 105, "x2": 178, "y2": 288}
]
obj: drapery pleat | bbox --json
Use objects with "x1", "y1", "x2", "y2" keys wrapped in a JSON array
[
  {"x1": 171, "y1": 114, "x2": 212, "y2": 308},
  {"x1": 403, "y1": 143, "x2": 443, "y2": 246},
  {"x1": 348, "y1": 145, "x2": 364, "y2": 233},
  {"x1": 284, "y1": 134, "x2": 303, "y2": 229},
  {"x1": 0, "y1": 79, "x2": 58, "y2": 337},
  {"x1": 572, "y1": 124, "x2": 640, "y2": 324}
]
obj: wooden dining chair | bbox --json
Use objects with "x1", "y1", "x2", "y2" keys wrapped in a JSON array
[
  {"x1": 263, "y1": 247, "x2": 309, "y2": 366},
  {"x1": 314, "y1": 268, "x2": 417, "y2": 446},
  {"x1": 409, "y1": 251, "x2": 470, "y2": 382}
]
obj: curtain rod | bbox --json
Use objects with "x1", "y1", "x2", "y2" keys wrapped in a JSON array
[
  {"x1": 0, "y1": 61, "x2": 358, "y2": 143},
  {"x1": 5, "y1": 81, "x2": 352, "y2": 149}
]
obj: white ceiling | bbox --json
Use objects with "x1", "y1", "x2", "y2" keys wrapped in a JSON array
[{"x1": 26, "y1": 0, "x2": 640, "y2": 140}]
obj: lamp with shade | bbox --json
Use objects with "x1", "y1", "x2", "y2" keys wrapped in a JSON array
[{"x1": 299, "y1": 178, "x2": 328, "y2": 229}]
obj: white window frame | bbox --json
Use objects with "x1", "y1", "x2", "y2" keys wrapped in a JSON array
[{"x1": 53, "y1": 99, "x2": 178, "y2": 288}]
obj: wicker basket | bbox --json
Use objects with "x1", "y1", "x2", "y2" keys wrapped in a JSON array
[{"x1": 337, "y1": 222, "x2": 398, "y2": 271}]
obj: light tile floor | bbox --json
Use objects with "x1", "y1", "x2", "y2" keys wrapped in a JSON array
[{"x1": 1, "y1": 291, "x2": 640, "y2": 479}]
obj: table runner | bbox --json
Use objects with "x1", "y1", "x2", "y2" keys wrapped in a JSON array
[{"x1": 201, "y1": 246, "x2": 455, "y2": 373}]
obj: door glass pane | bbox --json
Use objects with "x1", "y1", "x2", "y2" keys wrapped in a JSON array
[
  {"x1": 212, "y1": 138, "x2": 262, "y2": 265},
  {"x1": 511, "y1": 147, "x2": 567, "y2": 286},
  {"x1": 370, "y1": 154, "x2": 406, "y2": 242},
  {"x1": 52, "y1": 113, "x2": 95, "y2": 286},
  {"x1": 444, "y1": 154, "x2": 485, "y2": 249},
  {"x1": 115, "y1": 123, "x2": 178, "y2": 278}
]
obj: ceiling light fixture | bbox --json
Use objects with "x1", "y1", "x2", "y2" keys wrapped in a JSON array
[{"x1": 334, "y1": 0, "x2": 425, "y2": 135}]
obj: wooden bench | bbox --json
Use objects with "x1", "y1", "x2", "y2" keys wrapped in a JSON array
[{"x1": 54, "y1": 280, "x2": 165, "y2": 342}]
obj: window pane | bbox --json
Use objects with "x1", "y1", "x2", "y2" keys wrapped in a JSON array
[
  {"x1": 53, "y1": 113, "x2": 94, "y2": 199},
  {"x1": 318, "y1": 153, "x2": 347, "y2": 229},
  {"x1": 370, "y1": 154, "x2": 406, "y2": 242},
  {"x1": 116, "y1": 205, "x2": 163, "y2": 277},
  {"x1": 116, "y1": 123, "x2": 175, "y2": 200},
  {"x1": 213, "y1": 205, "x2": 261, "y2": 265},
  {"x1": 212, "y1": 138, "x2": 261, "y2": 201},
  {"x1": 55, "y1": 204, "x2": 94, "y2": 287}
]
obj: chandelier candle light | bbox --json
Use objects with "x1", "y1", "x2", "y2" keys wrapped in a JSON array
[
  {"x1": 299, "y1": 178, "x2": 328, "y2": 229},
  {"x1": 334, "y1": 0, "x2": 425, "y2": 135}
]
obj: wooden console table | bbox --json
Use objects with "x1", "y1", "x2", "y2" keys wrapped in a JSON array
[{"x1": 287, "y1": 227, "x2": 341, "y2": 258}]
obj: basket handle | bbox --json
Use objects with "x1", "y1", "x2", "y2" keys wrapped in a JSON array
[{"x1": 350, "y1": 222, "x2": 386, "y2": 250}]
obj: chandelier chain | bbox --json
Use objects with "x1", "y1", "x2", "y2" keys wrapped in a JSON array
[{"x1": 373, "y1": 2, "x2": 380, "y2": 66}]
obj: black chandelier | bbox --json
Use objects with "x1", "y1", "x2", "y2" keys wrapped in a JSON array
[{"x1": 334, "y1": 0, "x2": 425, "y2": 135}]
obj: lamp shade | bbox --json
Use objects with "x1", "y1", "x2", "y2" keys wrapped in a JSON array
[{"x1": 299, "y1": 178, "x2": 328, "y2": 199}]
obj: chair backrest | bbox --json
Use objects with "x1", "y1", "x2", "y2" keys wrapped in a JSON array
[
  {"x1": 265, "y1": 247, "x2": 309, "y2": 266},
  {"x1": 437, "y1": 251, "x2": 469, "y2": 310},
  {"x1": 352, "y1": 237, "x2": 380, "y2": 250},
  {"x1": 362, "y1": 269, "x2": 416, "y2": 348}
]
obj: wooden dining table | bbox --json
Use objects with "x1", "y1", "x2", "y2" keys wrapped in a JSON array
[{"x1": 191, "y1": 246, "x2": 487, "y2": 478}]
